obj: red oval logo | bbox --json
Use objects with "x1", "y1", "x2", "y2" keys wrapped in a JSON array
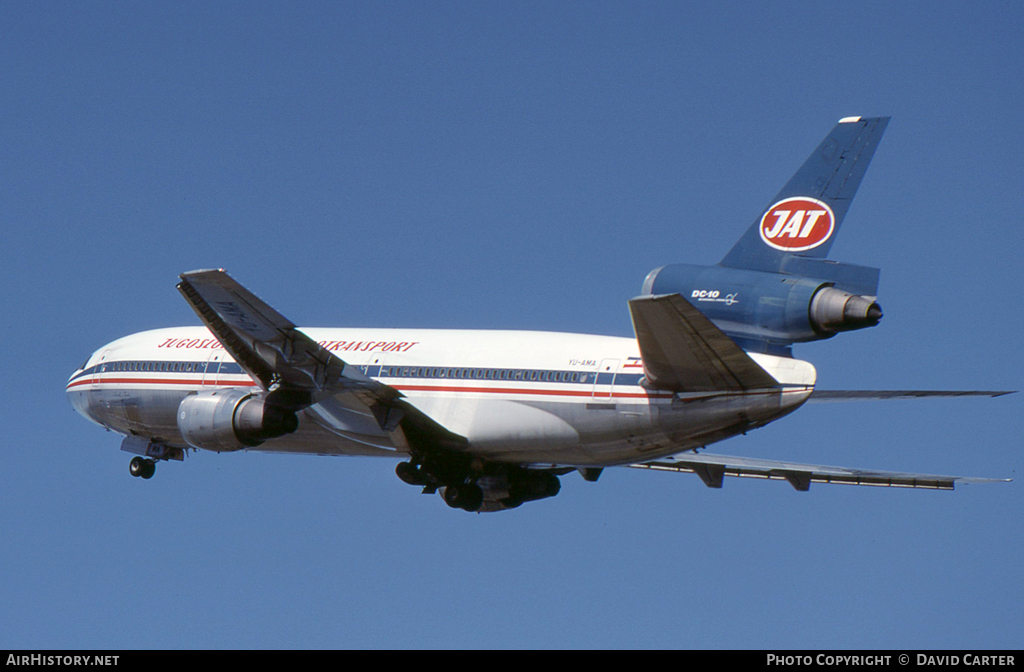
[{"x1": 758, "y1": 197, "x2": 835, "y2": 252}]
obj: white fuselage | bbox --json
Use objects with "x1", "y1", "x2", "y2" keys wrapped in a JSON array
[{"x1": 67, "y1": 326, "x2": 817, "y2": 467}]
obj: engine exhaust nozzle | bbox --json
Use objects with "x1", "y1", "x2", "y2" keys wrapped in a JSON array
[{"x1": 810, "y1": 286, "x2": 883, "y2": 335}]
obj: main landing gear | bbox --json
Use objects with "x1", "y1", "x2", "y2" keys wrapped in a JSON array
[
  {"x1": 395, "y1": 459, "x2": 562, "y2": 512},
  {"x1": 129, "y1": 456, "x2": 156, "y2": 479},
  {"x1": 397, "y1": 460, "x2": 485, "y2": 511},
  {"x1": 442, "y1": 482, "x2": 485, "y2": 512}
]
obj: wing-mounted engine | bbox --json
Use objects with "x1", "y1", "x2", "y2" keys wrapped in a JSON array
[{"x1": 177, "y1": 389, "x2": 299, "y2": 452}]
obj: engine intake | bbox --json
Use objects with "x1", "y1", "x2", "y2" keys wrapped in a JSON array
[{"x1": 177, "y1": 389, "x2": 298, "y2": 452}]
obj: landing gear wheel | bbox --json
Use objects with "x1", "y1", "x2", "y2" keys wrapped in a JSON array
[
  {"x1": 459, "y1": 483, "x2": 484, "y2": 512},
  {"x1": 443, "y1": 483, "x2": 484, "y2": 512},
  {"x1": 396, "y1": 461, "x2": 426, "y2": 486},
  {"x1": 129, "y1": 457, "x2": 156, "y2": 479},
  {"x1": 507, "y1": 472, "x2": 560, "y2": 504}
]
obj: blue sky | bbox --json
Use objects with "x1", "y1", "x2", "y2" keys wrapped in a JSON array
[{"x1": 2, "y1": 1, "x2": 1021, "y2": 649}]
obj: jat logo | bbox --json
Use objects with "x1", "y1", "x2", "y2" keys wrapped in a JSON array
[{"x1": 758, "y1": 197, "x2": 835, "y2": 252}]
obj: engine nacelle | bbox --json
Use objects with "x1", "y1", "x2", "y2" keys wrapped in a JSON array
[
  {"x1": 177, "y1": 389, "x2": 299, "y2": 452},
  {"x1": 809, "y1": 286, "x2": 883, "y2": 335},
  {"x1": 641, "y1": 263, "x2": 882, "y2": 351}
]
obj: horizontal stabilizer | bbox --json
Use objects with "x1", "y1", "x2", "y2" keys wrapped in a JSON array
[
  {"x1": 809, "y1": 390, "x2": 1016, "y2": 402},
  {"x1": 630, "y1": 452, "x2": 1010, "y2": 491},
  {"x1": 628, "y1": 293, "x2": 779, "y2": 392}
]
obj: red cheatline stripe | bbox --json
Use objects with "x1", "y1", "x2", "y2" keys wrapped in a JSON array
[
  {"x1": 65, "y1": 376, "x2": 257, "y2": 389},
  {"x1": 380, "y1": 384, "x2": 673, "y2": 399},
  {"x1": 67, "y1": 376, "x2": 808, "y2": 401},
  {"x1": 65, "y1": 376, "x2": 673, "y2": 399}
]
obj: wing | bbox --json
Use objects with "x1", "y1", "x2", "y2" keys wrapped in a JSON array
[
  {"x1": 809, "y1": 390, "x2": 1015, "y2": 402},
  {"x1": 630, "y1": 452, "x2": 1010, "y2": 491},
  {"x1": 628, "y1": 293, "x2": 780, "y2": 392},
  {"x1": 176, "y1": 269, "x2": 464, "y2": 448}
]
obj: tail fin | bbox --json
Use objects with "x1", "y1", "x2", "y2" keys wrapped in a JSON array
[{"x1": 720, "y1": 116, "x2": 889, "y2": 273}]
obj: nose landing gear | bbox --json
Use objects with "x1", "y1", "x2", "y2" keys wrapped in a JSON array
[
  {"x1": 121, "y1": 436, "x2": 184, "y2": 480},
  {"x1": 129, "y1": 456, "x2": 156, "y2": 479}
]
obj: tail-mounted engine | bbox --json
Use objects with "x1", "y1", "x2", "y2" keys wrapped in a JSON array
[
  {"x1": 177, "y1": 389, "x2": 299, "y2": 452},
  {"x1": 641, "y1": 261, "x2": 882, "y2": 353},
  {"x1": 641, "y1": 117, "x2": 891, "y2": 355}
]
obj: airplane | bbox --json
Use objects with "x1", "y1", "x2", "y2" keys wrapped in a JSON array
[{"x1": 66, "y1": 116, "x2": 1012, "y2": 512}]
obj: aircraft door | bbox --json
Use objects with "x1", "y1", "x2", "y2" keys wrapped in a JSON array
[
  {"x1": 203, "y1": 351, "x2": 224, "y2": 387},
  {"x1": 88, "y1": 349, "x2": 116, "y2": 421},
  {"x1": 366, "y1": 353, "x2": 388, "y2": 379},
  {"x1": 94, "y1": 349, "x2": 113, "y2": 387},
  {"x1": 592, "y1": 359, "x2": 620, "y2": 399}
]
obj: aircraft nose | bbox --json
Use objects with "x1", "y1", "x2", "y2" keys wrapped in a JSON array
[{"x1": 66, "y1": 353, "x2": 101, "y2": 425}]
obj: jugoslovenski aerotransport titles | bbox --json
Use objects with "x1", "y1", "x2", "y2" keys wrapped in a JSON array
[{"x1": 67, "y1": 117, "x2": 1012, "y2": 512}]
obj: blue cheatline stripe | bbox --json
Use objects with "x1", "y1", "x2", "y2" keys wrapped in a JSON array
[
  {"x1": 69, "y1": 360, "x2": 244, "y2": 383},
  {"x1": 69, "y1": 359, "x2": 645, "y2": 387}
]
